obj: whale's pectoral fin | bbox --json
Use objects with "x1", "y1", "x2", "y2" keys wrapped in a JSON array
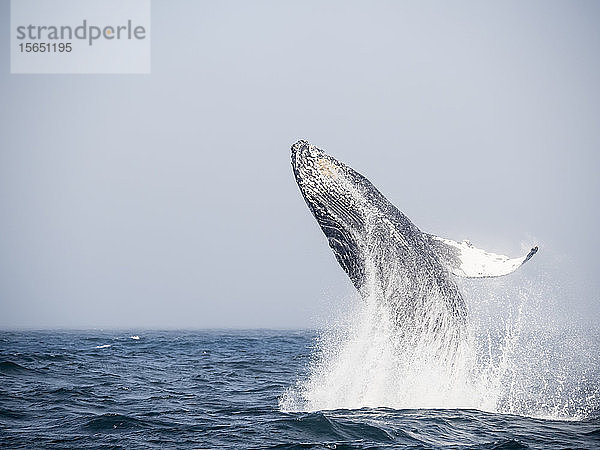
[{"x1": 425, "y1": 234, "x2": 538, "y2": 278}]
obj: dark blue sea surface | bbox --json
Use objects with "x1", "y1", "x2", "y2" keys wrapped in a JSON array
[{"x1": 0, "y1": 330, "x2": 598, "y2": 449}]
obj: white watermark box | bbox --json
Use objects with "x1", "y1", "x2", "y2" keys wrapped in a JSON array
[{"x1": 10, "y1": 0, "x2": 151, "y2": 74}]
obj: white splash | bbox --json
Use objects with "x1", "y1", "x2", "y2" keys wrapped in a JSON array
[
  {"x1": 280, "y1": 273, "x2": 599, "y2": 420},
  {"x1": 281, "y1": 292, "x2": 479, "y2": 411},
  {"x1": 95, "y1": 344, "x2": 112, "y2": 349},
  {"x1": 130, "y1": 335, "x2": 140, "y2": 340}
]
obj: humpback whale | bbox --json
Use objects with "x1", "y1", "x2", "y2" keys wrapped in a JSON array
[{"x1": 291, "y1": 140, "x2": 537, "y2": 352}]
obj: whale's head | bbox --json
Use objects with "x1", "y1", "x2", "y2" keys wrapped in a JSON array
[
  {"x1": 291, "y1": 140, "x2": 368, "y2": 229},
  {"x1": 291, "y1": 140, "x2": 373, "y2": 288}
]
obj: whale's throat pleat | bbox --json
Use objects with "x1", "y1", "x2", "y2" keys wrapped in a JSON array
[
  {"x1": 311, "y1": 205, "x2": 365, "y2": 290},
  {"x1": 316, "y1": 187, "x2": 364, "y2": 231}
]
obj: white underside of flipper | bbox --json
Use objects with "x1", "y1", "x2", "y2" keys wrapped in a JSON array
[{"x1": 427, "y1": 235, "x2": 538, "y2": 278}]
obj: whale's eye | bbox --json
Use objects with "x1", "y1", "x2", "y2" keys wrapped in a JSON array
[{"x1": 317, "y1": 158, "x2": 336, "y2": 177}]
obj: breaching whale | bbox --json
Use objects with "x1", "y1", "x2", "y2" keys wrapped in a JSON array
[{"x1": 291, "y1": 140, "x2": 537, "y2": 352}]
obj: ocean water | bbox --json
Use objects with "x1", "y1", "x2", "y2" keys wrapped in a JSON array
[{"x1": 1, "y1": 329, "x2": 598, "y2": 449}]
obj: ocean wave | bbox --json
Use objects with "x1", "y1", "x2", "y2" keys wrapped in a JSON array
[
  {"x1": 83, "y1": 413, "x2": 147, "y2": 432},
  {"x1": 0, "y1": 407, "x2": 28, "y2": 420},
  {"x1": 0, "y1": 360, "x2": 35, "y2": 374},
  {"x1": 34, "y1": 353, "x2": 71, "y2": 361},
  {"x1": 272, "y1": 412, "x2": 397, "y2": 444},
  {"x1": 49, "y1": 386, "x2": 94, "y2": 398},
  {"x1": 1, "y1": 330, "x2": 598, "y2": 449}
]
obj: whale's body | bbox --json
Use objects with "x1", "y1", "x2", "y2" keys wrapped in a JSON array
[{"x1": 291, "y1": 140, "x2": 537, "y2": 351}]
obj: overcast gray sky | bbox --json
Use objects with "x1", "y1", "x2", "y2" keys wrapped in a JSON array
[{"x1": 0, "y1": 0, "x2": 598, "y2": 329}]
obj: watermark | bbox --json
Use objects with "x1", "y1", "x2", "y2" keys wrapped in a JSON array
[{"x1": 11, "y1": 0, "x2": 151, "y2": 74}]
